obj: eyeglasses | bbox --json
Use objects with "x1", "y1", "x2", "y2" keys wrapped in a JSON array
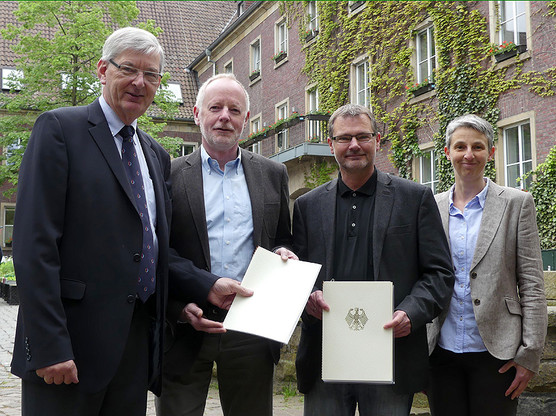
[
  {"x1": 331, "y1": 133, "x2": 378, "y2": 144},
  {"x1": 109, "y1": 59, "x2": 162, "y2": 84}
]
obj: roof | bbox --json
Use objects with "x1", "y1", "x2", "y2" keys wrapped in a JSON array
[{"x1": 0, "y1": 1, "x2": 238, "y2": 119}]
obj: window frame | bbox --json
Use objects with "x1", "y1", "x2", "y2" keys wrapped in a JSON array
[
  {"x1": 1, "y1": 204, "x2": 15, "y2": 248},
  {"x1": 495, "y1": 112, "x2": 536, "y2": 189},
  {"x1": 1, "y1": 68, "x2": 23, "y2": 91},
  {"x1": 351, "y1": 56, "x2": 370, "y2": 108},
  {"x1": 416, "y1": 25, "x2": 436, "y2": 85},
  {"x1": 275, "y1": 99, "x2": 290, "y2": 153},
  {"x1": 250, "y1": 37, "x2": 262, "y2": 81}
]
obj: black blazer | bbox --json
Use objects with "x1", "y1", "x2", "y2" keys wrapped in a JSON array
[
  {"x1": 11, "y1": 99, "x2": 177, "y2": 395},
  {"x1": 293, "y1": 170, "x2": 454, "y2": 394},
  {"x1": 163, "y1": 147, "x2": 293, "y2": 376}
]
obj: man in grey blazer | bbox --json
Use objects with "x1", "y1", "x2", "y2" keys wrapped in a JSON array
[
  {"x1": 156, "y1": 74, "x2": 296, "y2": 416},
  {"x1": 427, "y1": 114, "x2": 547, "y2": 415},
  {"x1": 294, "y1": 104, "x2": 454, "y2": 415}
]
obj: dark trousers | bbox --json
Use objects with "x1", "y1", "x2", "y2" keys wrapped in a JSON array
[
  {"x1": 156, "y1": 331, "x2": 274, "y2": 416},
  {"x1": 428, "y1": 346, "x2": 518, "y2": 416},
  {"x1": 22, "y1": 301, "x2": 151, "y2": 416}
]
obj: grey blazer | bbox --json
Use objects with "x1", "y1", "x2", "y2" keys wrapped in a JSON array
[
  {"x1": 430, "y1": 180, "x2": 547, "y2": 372},
  {"x1": 294, "y1": 170, "x2": 454, "y2": 394},
  {"x1": 163, "y1": 147, "x2": 293, "y2": 375}
]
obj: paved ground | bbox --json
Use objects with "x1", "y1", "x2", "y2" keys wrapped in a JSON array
[{"x1": 0, "y1": 298, "x2": 303, "y2": 416}]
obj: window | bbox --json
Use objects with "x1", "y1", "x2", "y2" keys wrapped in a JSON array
[
  {"x1": 354, "y1": 60, "x2": 370, "y2": 107},
  {"x1": 498, "y1": 1, "x2": 527, "y2": 46},
  {"x1": 504, "y1": 121, "x2": 532, "y2": 189},
  {"x1": 416, "y1": 26, "x2": 436, "y2": 84},
  {"x1": 348, "y1": 1, "x2": 365, "y2": 14},
  {"x1": 307, "y1": 1, "x2": 318, "y2": 32},
  {"x1": 248, "y1": 116, "x2": 262, "y2": 154},
  {"x1": 2, "y1": 205, "x2": 15, "y2": 247},
  {"x1": 5, "y1": 138, "x2": 22, "y2": 166},
  {"x1": 224, "y1": 59, "x2": 233, "y2": 74},
  {"x1": 276, "y1": 20, "x2": 288, "y2": 57},
  {"x1": 2, "y1": 68, "x2": 23, "y2": 91},
  {"x1": 419, "y1": 149, "x2": 439, "y2": 193},
  {"x1": 276, "y1": 102, "x2": 289, "y2": 152},
  {"x1": 306, "y1": 88, "x2": 324, "y2": 142},
  {"x1": 237, "y1": 1, "x2": 244, "y2": 16},
  {"x1": 161, "y1": 82, "x2": 183, "y2": 104},
  {"x1": 180, "y1": 142, "x2": 198, "y2": 156},
  {"x1": 250, "y1": 39, "x2": 261, "y2": 76}
]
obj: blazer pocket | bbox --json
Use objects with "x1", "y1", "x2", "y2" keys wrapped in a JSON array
[
  {"x1": 504, "y1": 297, "x2": 522, "y2": 316},
  {"x1": 60, "y1": 278, "x2": 86, "y2": 300},
  {"x1": 386, "y1": 224, "x2": 411, "y2": 235}
]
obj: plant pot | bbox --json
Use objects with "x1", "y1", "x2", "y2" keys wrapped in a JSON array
[
  {"x1": 305, "y1": 30, "x2": 318, "y2": 43},
  {"x1": 411, "y1": 83, "x2": 435, "y2": 97},
  {"x1": 249, "y1": 71, "x2": 260, "y2": 81},
  {"x1": 494, "y1": 44, "x2": 527, "y2": 63},
  {"x1": 273, "y1": 52, "x2": 287, "y2": 64},
  {"x1": 4, "y1": 281, "x2": 18, "y2": 305}
]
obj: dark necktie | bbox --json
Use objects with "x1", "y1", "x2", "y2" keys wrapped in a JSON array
[{"x1": 119, "y1": 125, "x2": 156, "y2": 302}]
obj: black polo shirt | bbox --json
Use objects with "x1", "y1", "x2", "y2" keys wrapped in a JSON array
[{"x1": 333, "y1": 170, "x2": 377, "y2": 281}]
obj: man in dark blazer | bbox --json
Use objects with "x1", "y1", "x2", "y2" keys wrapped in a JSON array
[
  {"x1": 293, "y1": 104, "x2": 454, "y2": 415},
  {"x1": 11, "y1": 28, "x2": 249, "y2": 416},
  {"x1": 156, "y1": 74, "x2": 295, "y2": 416}
]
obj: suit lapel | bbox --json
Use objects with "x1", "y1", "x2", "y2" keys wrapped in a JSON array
[
  {"x1": 182, "y1": 151, "x2": 211, "y2": 268},
  {"x1": 137, "y1": 130, "x2": 164, "y2": 221},
  {"x1": 241, "y1": 149, "x2": 263, "y2": 247},
  {"x1": 321, "y1": 179, "x2": 337, "y2": 280},
  {"x1": 436, "y1": 192, "x2": 450, "y2": 237},
  {"x1": 373, "y1": 171, "x2": 394, "y2": 281},
  {"x1": 471, "y1": 181, "x2": 506, "y2": 269},
  {"x1": 88, "y1": 100, "x2": 136, "y2": 206}
]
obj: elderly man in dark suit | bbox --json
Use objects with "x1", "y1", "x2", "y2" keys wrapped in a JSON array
[
  {"x1": 11, "y1": 27, "x2": 249, "y2": 416},
  {"x1": 293, "y1": 104, "x2": 454, "y2": 415},
  {"x1": 156, "y1": 73, "x2": 296, "y2": 416}
]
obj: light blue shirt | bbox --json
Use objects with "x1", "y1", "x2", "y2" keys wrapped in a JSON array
[
  {"x1": 201, "y1": 146, "x2": 254, "y2": 281},
  {"x1": 99, "y1": 95, "x2": 158, "y2": 260},
  {"x1": 439, "y1": 179, "x2": 490, "y2": 353}
]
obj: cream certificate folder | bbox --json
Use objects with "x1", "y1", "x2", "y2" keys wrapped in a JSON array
[
  {"x1": 223, "y1": 247, "x2": 321, "y2": 344},
  {"x1": 322, "y1": 281, "x2": 394, "y2": 383}
]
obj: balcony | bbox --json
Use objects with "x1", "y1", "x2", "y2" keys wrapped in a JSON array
[{"x1": 240, "y1": 113, "x2": 331, "y2": 163}]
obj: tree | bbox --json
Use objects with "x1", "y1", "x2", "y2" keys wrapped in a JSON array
[{"x1": 0, "y1": 1, "x2": 182, "y2": 196}]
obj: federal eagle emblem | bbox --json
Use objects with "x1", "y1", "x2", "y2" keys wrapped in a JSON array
[{"x1": 345, "y1": 307, "x2": 368, "y2": 331}]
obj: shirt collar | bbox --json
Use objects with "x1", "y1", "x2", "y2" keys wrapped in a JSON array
[
  {"x1": 337, "y1": 169, "x2": 378, "y2": 197},
  {"x1": 449, "y1": 178, "x2": 490, "y2": 210},
  {"x1": 99, "y1": 95, "x2": 137, "y2": 139},
  {"x1": 200, "y1": 144, "x2": 241, "y2": 175}
]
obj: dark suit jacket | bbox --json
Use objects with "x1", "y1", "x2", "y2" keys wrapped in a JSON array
[
  {"x1": 10, "y1": 99, "x2": 210, "y2": 395},
  {"x1": 163, "y1": 147, "x2": 293, "y2": 376},
  {"x1": 293, "y1": 170, "x2": 454, "y2": 394}
]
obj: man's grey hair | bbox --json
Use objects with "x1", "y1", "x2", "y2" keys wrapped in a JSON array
[
  {"x1": 101, "y1": 27, "x2": 165, "y2": 72},
  {"x1": 195, "y1": 73, "x2": 250, "y2": 113},
  {"x1": 445, "y1": 114, "x2": 494, "y2": 149},
  {"x1": 328, "y1": 104, "x2": 379, "y2": 137}
]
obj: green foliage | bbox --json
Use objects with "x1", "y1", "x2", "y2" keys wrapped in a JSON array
[
  {"x1": 281, "y1": 382, "x2": 298, "y2": 399},
  {"x1": 304, "y1": 159, "x2": 337, "y2": 189},
  {"x1": 289, "y1": 0, "x2": 555, "y2": 192},
  {"x1": 524, "y1": 145, "x2": 556, "y2": 249},
  {"x1": 0, "y1": 1, "x2": 180, "y2": 194},
  {"x1": 0, "y1": 258, "x2": 15, "y2": 281}
]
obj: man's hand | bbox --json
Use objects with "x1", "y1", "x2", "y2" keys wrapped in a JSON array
[
  {"x1": 36, "y1": 360, "x2": 78, "y2": 385},
  {"x1": 499, "y1": 361, "x2": 534, "y2": 399},
  {"x1": 180, "y1": 303, "x2": 226, "y2": 333},
  {"x1": 207, "y1": 277, "x2": 254, "y2": 310},
  {"x1": 274, "y1": 247, "x2": 299, "y2": 261},
  {"x1": 305, "y1": 290, "x2": 330, "y2": 320},
  {"x1": 383, "y1": 310, "x2": 411, "y2": 338}
]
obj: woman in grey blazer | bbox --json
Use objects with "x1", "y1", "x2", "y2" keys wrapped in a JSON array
[{"x1": 427, "y1": 114, "x2": 547, "y2": 416}]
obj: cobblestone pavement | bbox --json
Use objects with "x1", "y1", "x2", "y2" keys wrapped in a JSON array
[{"x1": 0, "y1": 299, "x2": 303, "y2": 416}]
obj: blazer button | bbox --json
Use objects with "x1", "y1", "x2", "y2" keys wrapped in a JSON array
[
  {"x1": 133, "y1": 253, "x2": 141, "y2": 262},
  {"x1": 127, "y1": 294, "x2": 136, "y2": 304},
  {"x1": 471, "y1": 272, "x2": 477, "y2": 279},
  {"x1": 474, "y1": 299, "x2": 481, "y2": 306}
]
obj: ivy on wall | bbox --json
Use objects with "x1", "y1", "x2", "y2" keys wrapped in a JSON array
[{"x1": 287, "y1": 1, "x2": 555, "y2": 191}]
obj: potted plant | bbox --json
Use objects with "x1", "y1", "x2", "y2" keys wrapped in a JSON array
[
  {"x1": 272, "y1": 50, "x2": 287, "y2": 64},
  {"x1": 406, "y1": 78, "x2": 435, "y2": 97},
  {"x1": 304, "y1": 28, "x2": 318, "y2": 42},
  {"x1": 490, "y1": 41, "x2": 527, "y2": 63},
  {"x1": 249, "y1": 69, "x2": 260, "y2": 81}
]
